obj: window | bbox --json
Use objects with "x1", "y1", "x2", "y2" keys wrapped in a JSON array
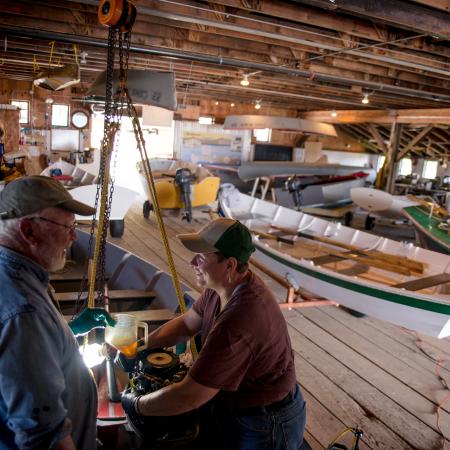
[
  {"x1": 11, "y1": 100, "x2": 29, "y2": 124},
  {"x1": 422, "y1": 160, "x2": 438, "y2": 179},
  {"x1": 198, "y1": 116, "x2": 214, "y2": 125},
  {"x1": 52, "y1": 104, "x2": 69, "y2": 127},
  {"x1": 398, "y1": 158, "x2": 412, "y2": 176},
  {"x1": 253, "y1": 128, "x2": 271, "y2": 142}
]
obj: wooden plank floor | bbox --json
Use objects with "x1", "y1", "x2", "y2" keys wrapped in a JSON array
[{"x1": 108, "y1": 201, "x2": 450, "y2": 450}]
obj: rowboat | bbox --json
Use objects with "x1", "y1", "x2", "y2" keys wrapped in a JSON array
[
  {"x1": 219, "y1": 185, "x2": 450, "y2": 339},
  {"x1": 402, "y1": 205, "x2": 450, "y2": 255},
  {"x1": 52, "y1": 229, "x2": 193, "y2": 319}
]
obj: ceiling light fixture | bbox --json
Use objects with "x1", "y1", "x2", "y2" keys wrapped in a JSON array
[
  {"x1": 215, "y1": 101, "x2": 219, "y2": 105},
  {"x1": 254, "y1": 99, "x2": 262, "y2": 110},
  {"x1": 230, "y1": 103, "x2": 235, "y2": 107},
  {"x1": 240, "y1": 74, "x2": 250, "y2": 86},
  {"x1": 361, "y1": 93, "x2": 370, "y2": 104},
  {"x1": 331, "y1": 109, "x2": 337, "y2": 117}
]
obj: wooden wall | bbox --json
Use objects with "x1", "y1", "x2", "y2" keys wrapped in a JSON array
[
  {"x1": 0, "y1": 78, "x2": 91, "y2": 137},
  {"x1": 0, "y1": 108, "x2": 19, "y2": 153}
]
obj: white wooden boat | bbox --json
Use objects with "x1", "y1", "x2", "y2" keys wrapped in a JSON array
[
  {"x1": 52, "y1": 229, "x2": 193, "y2": 319},
  {"x1": 219, "y1": 185, "x2": 450, "y2": 339}
]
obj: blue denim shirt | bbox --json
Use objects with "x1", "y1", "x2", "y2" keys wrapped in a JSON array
[{"x1": 0, "y1": 246, "x2": 97, "y2": 450}]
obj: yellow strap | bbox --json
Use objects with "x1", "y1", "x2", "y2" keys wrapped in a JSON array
[
  {"x1": 48, "y1": 41, "x2": 55, "y2": 64},
  {"x1": 33, "y1": 56, "x2": 39, "y2": 73},
  {"x1": 129, "y1": 110, "x2": 198, "y2": 360},
  {"x1": 73, "y1": 44, "x2": 78, "y2": 65}
]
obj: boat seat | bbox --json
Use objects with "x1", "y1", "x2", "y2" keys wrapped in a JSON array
[
  {"x1": 309, "y1": 254, "x2": 343, "y2": 265},
  {"x1": 337, "y1": 264, "x2": 370, "y2": 276},
  {"x1": 54, "y1": 290, "x2": 156, "y2": 302},
  {"x1": 392, "y1": 273, "x2": 450, "y2": 291}
]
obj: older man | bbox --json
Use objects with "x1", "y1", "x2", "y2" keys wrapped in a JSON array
[
  {"x1": 0, "y1": 176, "x2": 99, "y2": 450},
  {"x1": 123, "y1": 218, "x2": 306, "y2": 450}
]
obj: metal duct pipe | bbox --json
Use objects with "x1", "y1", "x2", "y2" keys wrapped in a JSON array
[{"x1": 1, "y1": 25, "x2": 450, "y2": 103}]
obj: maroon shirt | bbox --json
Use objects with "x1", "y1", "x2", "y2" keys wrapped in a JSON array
[{"x1": 189, "y1": 271, "x2": 296, "y2": 409}]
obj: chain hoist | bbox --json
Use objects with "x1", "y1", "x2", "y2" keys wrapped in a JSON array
[{"x1": 74, "y1": 0, "x2": 197, "y2": 358}]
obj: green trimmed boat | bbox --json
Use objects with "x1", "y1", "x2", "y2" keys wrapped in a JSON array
[
  {"x1": 402, "y1": 205, "x2": 450, "y2": 255},
  {"x1": 220, "y1": 185, "x2": 450, "y2": 339}
]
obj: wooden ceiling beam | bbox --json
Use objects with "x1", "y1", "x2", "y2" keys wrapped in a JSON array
[
  {"x1": 293, "y1": 0, "x2": 450, "y2": 38},
  {"x1": 395, "y1": 126, "x2": 433, "y2": 161},
  {"x1": 367, "y1": 124, "x2": 389, "y2": 153},
  {"x1": 303, "y1": 109, "x2": 450, "y2": 124}
]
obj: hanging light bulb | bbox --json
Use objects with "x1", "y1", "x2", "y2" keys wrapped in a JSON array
[
  {"x1": 215, "y1": 101, "x2": 219, "y2": 105},
  {"x1": 254, "y1": 99, "x2": 261, "y2": 110},
  {"x1": 241, "y1": 74, "x2": 250, "y2": 86},
  {"x1": 362, "y1": 93, "x2": 370, "y2": 104},
  {"x1": 230, "y1": 103, "x2": 235, "y2": 107},
  {"x1": 331, "y1": 109, "x2": 337, "y2": 117}
]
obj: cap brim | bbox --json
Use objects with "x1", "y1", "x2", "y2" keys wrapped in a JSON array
[
  {"x1": 177, "y1": 232, "x2": 217, "y2": 254},
  {"x1": 58, "y1": 199, "x2": 96, "y2": 216}
]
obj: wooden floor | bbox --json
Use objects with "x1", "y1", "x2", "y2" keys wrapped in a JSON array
[{"x1": 110, "y1": 201, "x2": 450, "y2": 450}]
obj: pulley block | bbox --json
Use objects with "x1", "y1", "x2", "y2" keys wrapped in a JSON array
[{"x1": 98, "y1": 0, "x2": 136, "y2": 31}]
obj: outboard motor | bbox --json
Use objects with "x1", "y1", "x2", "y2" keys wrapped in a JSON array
[
  {"x1": 285, "y1": 175, "x2": 305, "y2": 210},
  {"x1": 174, "y1": 168, "x2": 196, "y2": 222},
  {"x1": 119, "y1": 349, "x2": 199, "y2": 448}
]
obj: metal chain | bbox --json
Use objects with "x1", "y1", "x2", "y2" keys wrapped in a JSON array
[
  {"x1": 75, "y1": 26, "x2": 116, "y2": 315},
  {"x1": 77, "y1": 22, "x2": 197, "y2": 358}
]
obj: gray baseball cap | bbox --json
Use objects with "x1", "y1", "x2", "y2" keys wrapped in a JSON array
[{"x1": 0, "y1": 176, "x2": 96, "y2": 219}]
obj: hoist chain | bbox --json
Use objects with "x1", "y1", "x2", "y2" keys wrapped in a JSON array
[
  {"x1": 76, "y1": 21, "x2": 197, "y2": 358},
  {"x1": 75, "y1": 26, "x2": 117, "y2": 314}
]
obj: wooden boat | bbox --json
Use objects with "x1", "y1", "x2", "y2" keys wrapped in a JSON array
[
  {"x1": 402, "y1": 205, "x2": 450, "y2": 255},
  {"x1": 52, "y1": 229, "x2": 194, "y2": 318},
  {"x1": 219, "y1": 185, "x2": 450, "y2": 339}
]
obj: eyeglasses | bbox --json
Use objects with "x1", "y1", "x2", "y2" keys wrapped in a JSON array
[{"x1": 29, "y1": 216, "x2": 78, "y2": 233}]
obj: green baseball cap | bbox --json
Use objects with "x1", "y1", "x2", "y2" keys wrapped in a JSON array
[
  {"x1": 177, "y1": 218, "x2": 255, "y2": 263},
  {"x1": 0, "y1": 175, "x2": 96, "y2": 219}
]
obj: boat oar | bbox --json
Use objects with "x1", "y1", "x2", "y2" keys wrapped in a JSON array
[
  {"x1": 270, "y1": 224, "x2": 423, "y2": 274},
  {"x1": 297, "y1": 239, "x2": 412, "y2": 276},
  {"x1": 251, "y1": 227, "x2": 411, "y2": 276}
]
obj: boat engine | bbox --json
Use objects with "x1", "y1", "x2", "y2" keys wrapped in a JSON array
[
  {"x1": 284, "y1": 175, "x2": 317, "y2": 210},
  {"x1": 174, "y1": 168, "x2": 196, "y2": 222},
  {"x1": 121, "y1": 349, "x2": 199, "y2": 448}
]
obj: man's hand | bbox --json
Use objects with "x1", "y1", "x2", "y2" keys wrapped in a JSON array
[
  {"x1": 122, "y1": 388, "x2": 143, "y2": 424},
  {"x1": 68, "y1": 308, "x2": 116, "y2": 336}
]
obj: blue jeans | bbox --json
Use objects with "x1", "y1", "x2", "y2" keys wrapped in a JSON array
[{"x1": 217, "y1": 385, "x2": 306, "y2": 450}]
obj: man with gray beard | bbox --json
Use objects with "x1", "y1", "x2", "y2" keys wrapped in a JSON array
[{"x1": 0, "y1": 176, "x2": 99, "y2": 450}]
